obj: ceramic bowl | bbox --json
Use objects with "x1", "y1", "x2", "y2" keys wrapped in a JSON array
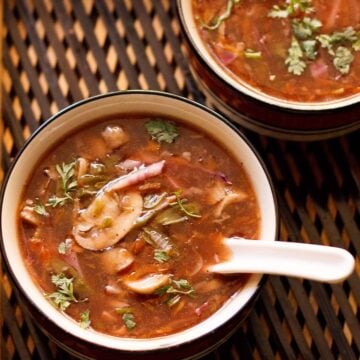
[
  {"x1": 0, "y1": 91, "x2": 278, "y2": 359},
  {"x1": 177, "y1": 1, "x2": 360, "y2": 141}
]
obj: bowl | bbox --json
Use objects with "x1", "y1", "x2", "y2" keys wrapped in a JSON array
[
  {"x1": 0, "y1": 90, "x2": 278, "y2": 359},
  {"x1": 177, "y1": 1, "x2": 360, "y2": 140}
]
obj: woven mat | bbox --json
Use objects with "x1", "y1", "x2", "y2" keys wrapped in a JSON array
[{"x1": 1, "y1": 1, "x2": 359, "y2": 359}]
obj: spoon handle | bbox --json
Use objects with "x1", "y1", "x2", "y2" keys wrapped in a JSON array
[{"x1": 209, "y1": 238, "x2": 355, "y2": 283}]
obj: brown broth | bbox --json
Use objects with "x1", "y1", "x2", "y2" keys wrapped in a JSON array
[
  {"x1": 18, "y1": 116, "x2": 260, "y2": 338},
  {"x1": 192, "y1": 0, "x2": 360, "y2": 102}
]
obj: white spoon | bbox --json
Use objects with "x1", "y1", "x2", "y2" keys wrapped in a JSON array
[{"x1": 208, "y1": 237, "x2": 355, "y2": 283}]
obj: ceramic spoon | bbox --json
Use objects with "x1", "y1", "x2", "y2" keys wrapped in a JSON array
[{"x1": 208, "y1": 237, "x2": 355, "y2": 283}]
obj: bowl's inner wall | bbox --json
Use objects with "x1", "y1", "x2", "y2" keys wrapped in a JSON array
[{"x1": 1, "y1": 92, "x2": 277, "y2": 351}]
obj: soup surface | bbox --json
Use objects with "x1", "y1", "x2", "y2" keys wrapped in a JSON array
[
  {"x1": 18, "y1": 116, "x2": 260, "y2": 338},
  {"x1": 192, "y1": 0, "x2": 360, "y2": 102}
]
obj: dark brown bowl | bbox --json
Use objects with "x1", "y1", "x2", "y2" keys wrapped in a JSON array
[{"x1": 177, "y1": 1, "x2": 360, "y2": 140}]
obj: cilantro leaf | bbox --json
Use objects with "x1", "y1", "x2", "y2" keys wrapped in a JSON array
[
  {"x1": 56, "y1": 162, "x2": 77, "y2": 195},
  {"x1": 58, "y1": 239, "x2": 72, "y2": 255},
  {"x1": 33, "y1": 200, "x2": 49, "y2": 216},
  {"x1": 122, "y1": 313, "x2": 136, "y2": 330},
  {"x1": 292, "y1": 17, "x2": 322, "y2": 40},
  {"x1": 145, "y1": 119, "x2": 179, "y2": 144},
  {"x1": 301, "y1": 39, "x2": 317, "y2": 60},
  {"x1": 79, "y1": 309, "x2": 91, "y2": 329},
  {"x1": 47, "y1": 161, "x2": 77, "y2": 208},
  {"x1": 285, "y1": 37, "x2": 306, "y2": 75},
  {"x1": 268, "y1": 0, "x2": 314, "y2": 18},
  {"x1": 47, "y1": 273, "x2": 78, "y2": 311},
  {"x1": 154, "y1": 250, "x2": 170, "y2": 263},
  {"x1": 333, "y1": 46, "x2": 354, "y2": 75}
]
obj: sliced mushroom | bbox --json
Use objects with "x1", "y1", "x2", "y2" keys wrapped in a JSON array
[
  {"x1": 72, "y1": 191, "x2": 143, "y2": 251},
  {"x1": 101, "y1": 248, "x2": 134, "y2": 275},
  {"x1": 123, "y1": 274, "x2": 170, "y2": 295},
  {"x1": 213, "y1": 191, "x2": 247, "y2": 217},
  {"x1": 101, "y1": 125, "x2": 129, "y2": 149}
]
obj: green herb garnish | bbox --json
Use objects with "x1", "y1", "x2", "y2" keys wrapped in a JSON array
[
  {"x1": 198, "y1": 0, "x2": 240, "y2": 30},
  {"x1": 173, "y1": 191, "x2": 201, "y2": 218},
  {"x1": 79, "y1": 309, "x2": 91, "y2": 329},
  {"x1": 285, "y1": 37, "x2": 306, "y2": 75},
  {"x1": 122, "y1": 313, "x2": 136, "y2": 330},
  {"x1": 33, "y1": 199, "x2": 49, "y2": 216},
  {"x1": 333, "y1": 46, "x2": 354, "y2": 75},
  {"x1": 58, "y1": 239, "x2": 72, "y2": 255},
  {"x1": 145, "y1": 119, "x2": 178, "y2": 144},
  {"x1": 47, "y1": 273, "x2": 79, "y2": 311},
  {"x1": 154, "y1": 250, "x2": 170, "y2": 263},
  {"x1": 291, "y1": 17, "x2": 322, "y2": 40},
  {"x1": 46, "y1": 161, "x2": 77, "y2": 207},
  {"x1": 156, "y1": 278, "x2": 195, "y2": 297},
  {"x1": 56, "y1": 162, "x2": 77, "y2": 195},
  {"x1": 268, "y1": 0, "x2": 314, "y2": 18}
]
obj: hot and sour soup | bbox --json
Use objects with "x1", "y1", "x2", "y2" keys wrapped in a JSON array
[
  {"x1": 18, "y1": 116, "x2": 260, "y2": 338},
  {"x1": 192, "y1": 0, "x2": 360, "y2": 102}
]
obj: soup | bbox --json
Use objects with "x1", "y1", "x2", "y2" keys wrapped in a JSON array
[
  {"x1": 192, "y1": 0, "x2": 360, "y2": 103},
  {"x1": 18, "y1": 116, "x2": 260, "y2": 338}
]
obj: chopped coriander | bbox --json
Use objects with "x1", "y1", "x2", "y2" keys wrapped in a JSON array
[
  {"x1": 47, "y1": 161, "x2": 77, "y2": 207},
  {"x1": 154, "y1": 249, "x2": 170, "y2": 263},
  {"x1": 122, "y1": 313, "x2": 136, "y2": 330},
  {"x1": 353, "y1": 36, "x2": 360, "y2": 51},
  {"x1": 58, "y1": 239, "x2": 72, "y2": 255},
  {"x1": 291, "y1": 17, "x2": 322, "y2": 40},
  {"x1": 145, "y1": 119, "x2": 178, "y2": 144},
  {"x1": 197, "y1": 0, "x2": 240, "y2": 30},
  {"x1": 268, "y1": 0, "x2": 314, "y2": 18},
  {"x1": 47, "y1": 195, "x2": 71, "y2": 208},
  {"x1": 33, "y1": 200, "x2": 49, "y2": 216},
  {"x1": 268, "y1": 5, "x2": 289, "y2": 18},
  {"x1": 56, "y1": 162, "x2": 77, "y2": 195},
  {"x1": 244, "y1": 49, "x2": 262, "y2": 59},
  {"x1": 47, "y1": 273, "x2": 78, "y2": 311},
  {"x1": 285, "y1": 37, "x2": 306, "y2": 75},
  {"x1": 156, "y1": 278, "x2": 195, "y2": 298},
  {"x1": 301, "y1": 39, "x2": 317, "y2": 60},
  {"x1": 79, "y1": 309, "x2": 91, "y2": 329},
  {"x1": 333, "y1": 46, "x2": 354, "y2": 75}
]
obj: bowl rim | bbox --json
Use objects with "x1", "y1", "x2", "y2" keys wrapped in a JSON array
[
  {"x1": 0, "y1": 90, "x2": 279, "y2": 353},
  {"x1": 176, "y1": 0, "x2": 360, "y2": 112}
]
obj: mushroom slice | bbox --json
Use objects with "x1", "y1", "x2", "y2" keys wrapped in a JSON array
[
  {"x1": 101, "y1": 125, "x2": 129, "y2": 149},
  {"x1": 213, "y1": 191, "x2": 247, "y2": 217},
  {"x1": 101, "y1": 248, "x2": 134, "y2": 275},
  {"x1": 72, "y1": 191, "x2": 143, "y2": 251},
  {"x1": 123, "y1": 274, "x2": 170, "y2": 295}
]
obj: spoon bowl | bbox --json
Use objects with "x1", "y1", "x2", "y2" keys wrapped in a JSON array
[{"x1": 209, "y1": 238, "x2": 355, "y2": 283}]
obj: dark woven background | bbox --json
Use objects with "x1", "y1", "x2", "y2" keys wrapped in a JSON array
[{"x1": 1, "y1": 1, "x2": 359, "y2": 359}]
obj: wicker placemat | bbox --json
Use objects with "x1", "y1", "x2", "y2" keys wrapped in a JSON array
[{"x1": 1, "y1": 1, "x2": 359, "y2": 359}]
